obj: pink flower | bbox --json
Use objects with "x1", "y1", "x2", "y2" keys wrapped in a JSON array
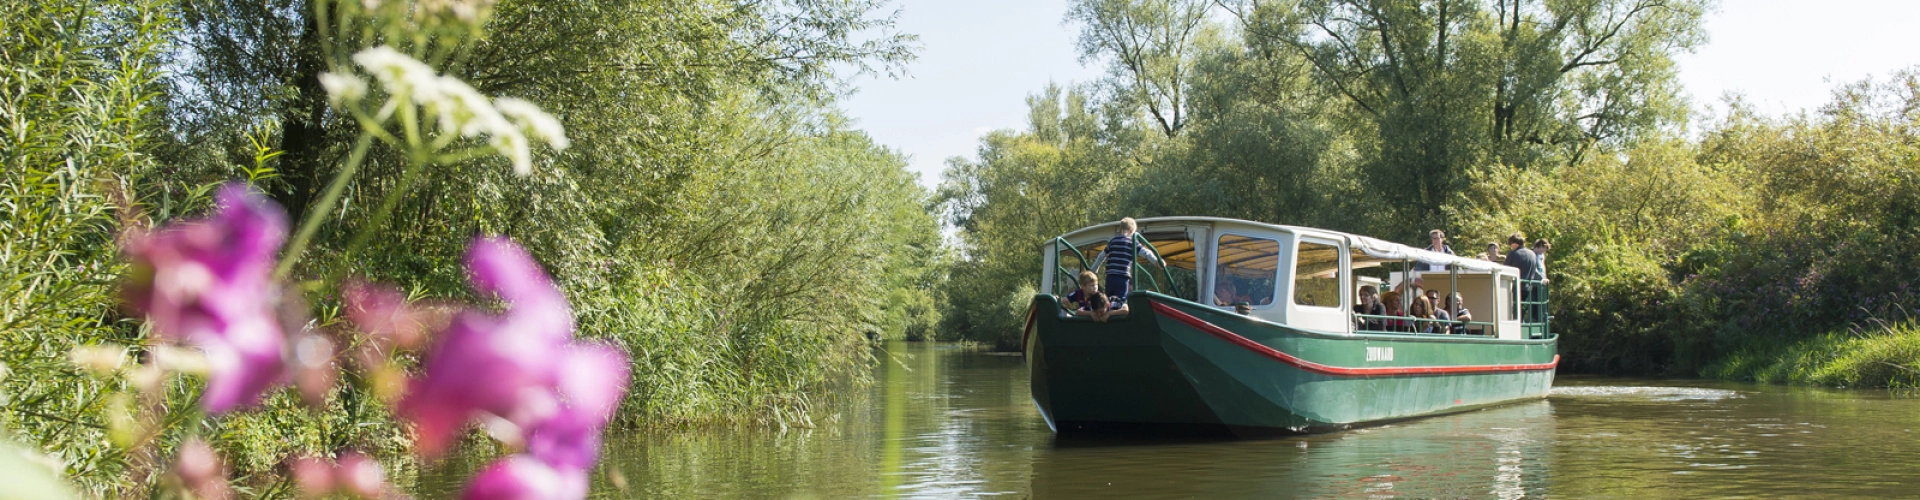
[
  {"x1": 399, "y1": 308, "x2": 565, "y2": 456},
  {"x1": 396, "y1": 237, "x2": 631, "y2": 498},
  {"x1": 460, "y1": 345, "x2": 628, "y2": 499},
  {"x1": 461, "y1": 455, "x2": 587, "y2": 500},
  {"x1": 289, "y1": 451, "x2": 394, "y2": 499},
  {"x1": 290, "y1": 455, "x2": 335, "y2": 497},
  {"x1": 464, "y1": 238, "x2": 573, "y2": 345},
  {"x1": 525, "y1": 343, "x2": 630, "y2": 470},
  {"x1": 124, "y1": 183, "x2": 289, "y2": 413},
  {"x1": 336, "y1": 452, "x2": 390, "y2": 498},
  {"x1": 175, "y1": 438, "x2": 232, "y2": 500},
  {"x1": 344, "y1": 281, "x2": 442, "y2": 352},
  {"x1": 399, "y1": 238, "x2": 572, "y2": 456}
]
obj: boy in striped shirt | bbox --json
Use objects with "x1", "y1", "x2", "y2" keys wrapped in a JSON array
[{"x1": 1098, "y1": 217, "x2": 1160, "y2": 315}]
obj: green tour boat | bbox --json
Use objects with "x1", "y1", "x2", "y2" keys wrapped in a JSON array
[{"x1": 1025, "y1": 217, "x2": 1557, "y2": 437}]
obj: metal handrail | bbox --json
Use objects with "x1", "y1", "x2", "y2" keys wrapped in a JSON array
[
  {"x1": 1519, "y1": 279, "x2": 1550, "y2": 338},
  {"x1": 1132, "y1": 233, "x2": 1181, "y2": 298},
  {"x1": 1133, "y1": 264, "x2": 1161, "y2": 293},
  {"x1": 1054, "y1": 266, "x2": 1078, "y2": 295},
  {"x1": 1052, "y1": 237, "x2": 1092, "y2": 272},
  {"x1": 1353, "y1": 313, "x2": 1497, "y2": 334}
]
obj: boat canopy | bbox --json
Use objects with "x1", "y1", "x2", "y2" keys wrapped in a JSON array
[
  {"x1": 1347, "y1": 235, "x2": 1506, "y2": 273},
  {"x1": 1039, "y1": 216, "x2": 1548, "y2": 340},
  {"x1": 1049, "y1": 216, "x2": 1511, "y2": 274}
]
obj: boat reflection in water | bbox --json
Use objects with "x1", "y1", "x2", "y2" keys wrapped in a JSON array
[{"x1": 1029, "y1": 400, "x2": 1555, "y2": 499}]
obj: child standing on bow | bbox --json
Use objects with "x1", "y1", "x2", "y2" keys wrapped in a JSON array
[{"x1": 1098, "y1": 217, "x2": 1160, "y2": 316}]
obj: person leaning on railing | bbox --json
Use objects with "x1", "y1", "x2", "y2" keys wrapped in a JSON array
[
  {"x1": 1059, "y1": 270, "x2": 1112, "y2": 323},
  {"x1": 1409, "y1": 295, "x2": 1440, "y2": 333},
  {"x1": 1445, "y1": 293, "x2": 1473, "y2": 335},
  {"x1": 1380, "y1": 291, "x2": 1411, "y2": 332},
  {"x1": 1354, "y1": 285, "x2": 1385, "y2": 330}
]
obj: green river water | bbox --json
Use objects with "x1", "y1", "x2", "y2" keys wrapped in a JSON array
[{"x1": 422, "y1": 341, "x2": 1920, "y2": 498}]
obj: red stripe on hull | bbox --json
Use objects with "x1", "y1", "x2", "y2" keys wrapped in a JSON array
[{"x1": 1149, "y1": 301, "x2": 1558, "y2": 376}]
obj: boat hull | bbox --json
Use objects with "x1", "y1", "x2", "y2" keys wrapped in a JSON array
[{"x1": 1025, "y1": 292, "x2": 1557, "y2": 436}]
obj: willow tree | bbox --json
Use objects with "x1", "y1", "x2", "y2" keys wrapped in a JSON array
[
  {"x1": 1068, "y1": 0, "x2": 1216, "y2": 138},
  {"x1": 1222, "y1": 0, "x2": 1708, "y2": 230},
  {"x1": 937, "y1": 85, "x2": 1141, "y2": 346},
  {"x1": 162, "y1": 0, "x2": 939, "y2": 425}
]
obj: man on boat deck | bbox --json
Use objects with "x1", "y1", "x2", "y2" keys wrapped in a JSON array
[
  {"x1": 1532, "y1": 239, "x2": 1552, "y2": 284},
  {"x1": 1098, "y1": 217, "x2": 1160, "y2": 316},
  {"x1": 1417, "y1": 229, "x2": 1455, "y2": 271},
  {"x1": 1503, "y1": 233, "x2": 1542, "y2": 321}
]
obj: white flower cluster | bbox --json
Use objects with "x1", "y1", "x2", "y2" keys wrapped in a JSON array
[
  {"x1": 320, "y1": 46, "x2": 568, "y2": 175},
  {"x1": 417, "y1": 0, "x2": 498, "y2": 24}
]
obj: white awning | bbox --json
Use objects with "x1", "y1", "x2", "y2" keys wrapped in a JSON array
[{"x1": 1350, "y1": 236, "x2": 1510, "y2": 273}]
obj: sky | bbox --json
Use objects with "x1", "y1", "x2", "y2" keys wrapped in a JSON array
[{"x1": 840, "y1": 0, "x2": 1920, "y2": 190}]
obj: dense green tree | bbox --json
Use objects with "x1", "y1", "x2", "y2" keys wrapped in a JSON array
[
  {"x1": 3, "y1": 0, "x2": 946, "y2": 491},
  {"x1": 2, "y1": 0, "x2": 178, "y2": 493},
  {"x1": 1222, "y1": 0, "x2": 1707, "y2": 230},
  {"x1": 1068, "y1": 0, "x2": 1216, "y2": 138},
  {"x1": 937, "y1": 85, "x2": 1138, "y2": 347}
]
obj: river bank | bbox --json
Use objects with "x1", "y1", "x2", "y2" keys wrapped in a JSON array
[{"x1": 1707, "y1": 321, "x2": 1920, "y2": 388}]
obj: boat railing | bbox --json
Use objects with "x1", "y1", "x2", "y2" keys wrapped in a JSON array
[
  {"x1": 1352, "y1": 314, "x2": 1500, "y2": 336},
  {"x1": 1051, "y1": 237, "x2": 1092, "y2": 296},
  {"x1": 1132, "y1": 233, "x2": 1181, "y2": 299},
  {"x1": 1521, "y1": 279, "x2": 1550, "y2": 339},
  {"x1": 1050, "y1": 235, "x2": 1181, "y2": 299}
]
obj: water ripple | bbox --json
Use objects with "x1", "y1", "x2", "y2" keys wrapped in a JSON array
[{"x1": 1550, "y1": 385, "x2": 1744, "y2": 401}]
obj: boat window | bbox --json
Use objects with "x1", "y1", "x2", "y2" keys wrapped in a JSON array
[
  {"x1": 1293, "y1": 240, "x2": 1342, "y2": 308},
  {"x1": 1214, "y1": 234, "x2": 1278, "y2": 306},
  {"x1": 1139, "y1": 231, "x2": 1199, "y2": 301}
]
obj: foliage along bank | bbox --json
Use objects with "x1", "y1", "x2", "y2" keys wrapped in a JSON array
[
  {"x1": 2, "y1": 0, "x2": 943, "y2": 494},
  {"x1": 937, "y1": 0, "x2": 1920, "y2": 388}
]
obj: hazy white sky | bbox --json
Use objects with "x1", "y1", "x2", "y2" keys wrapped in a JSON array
[{"x1": 841, "y1": 0, "x2": 1920, "y2": 189}]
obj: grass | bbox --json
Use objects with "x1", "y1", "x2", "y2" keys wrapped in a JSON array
[{"x1": 1704, "y1": 321, "x2": 1920, "y2": 389}]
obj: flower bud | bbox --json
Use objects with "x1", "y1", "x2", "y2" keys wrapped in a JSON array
[
  {"x1": 105, "y1": 394, "x2": 137, "y2": 448},
  {"x1": 289, "y1": 455, "x2": 335, "y2": 498},
  {"x1": 128, "y1": 363, "x2": 166, "y2": 395},
  {"x1": 174, "y1": 439, "x2": 231, "y2": 500},
  {"x1": 152, "y1": 344, "x2": 210, "y2": 376},
  {"x1": 68, "y1": 344, "x2": 127, "y2": 374},
  {"x1": 320, "y1": 72, "x2": 368, "y2": 106},
  {"x1": 336, "y1": 452, "x2": 387, "y2": 498},
  {"x1": 292, "y1": 333, "x2": 337, "y2": 408}
]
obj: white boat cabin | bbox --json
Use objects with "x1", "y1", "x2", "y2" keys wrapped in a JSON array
[{"x1": 1041, "y1": 217, "x2": 1531, "y2": 340}]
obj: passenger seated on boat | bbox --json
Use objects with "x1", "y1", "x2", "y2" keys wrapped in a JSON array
[
  {"x1": 1380, "y1": 291, "x2": 1412, "y2": 332},
  {"x1": 1445, "y1": 293, "x2": 1473, "y2": 335},
  {"x1": 1354, "y1": 285, "x2": 1385, "y2": 330},
  {"x1": 1243, "y1": 278, "x2": 1275, "y2": 305},
  {"x1": 1060, "y1": 270, "x2": 1112, "y2": 322},
  {"x1": 1409, "y1": 295, "x2": 1440, "y2": 334},
  {"x1": 1213, "y1": 279, "x2": 1244, "y2": 307}
]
